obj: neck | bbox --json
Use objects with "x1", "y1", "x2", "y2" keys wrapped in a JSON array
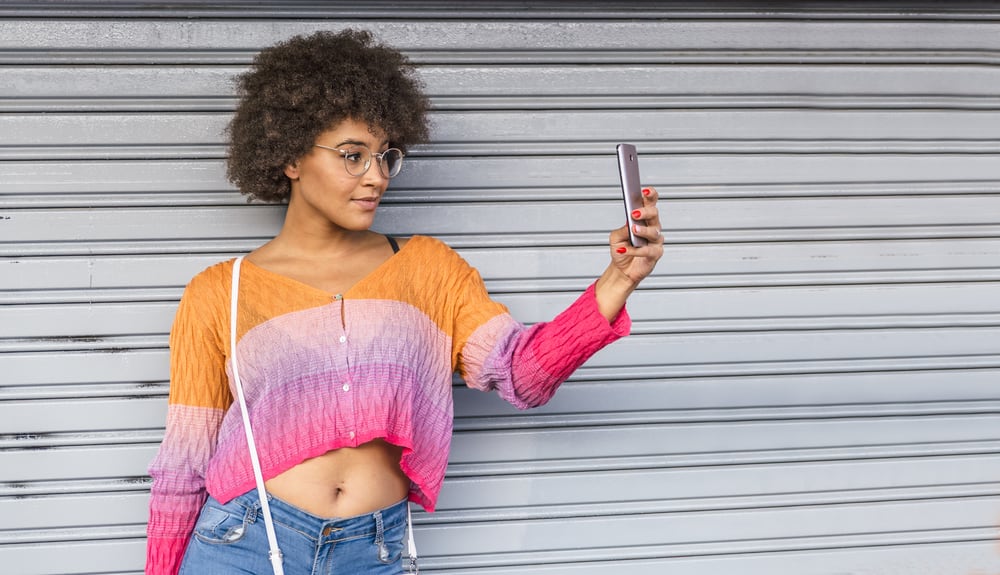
[{"x1": 271, "y1": 219, "x2": 374, "y2": 259}]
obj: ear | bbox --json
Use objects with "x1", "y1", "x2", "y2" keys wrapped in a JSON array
[{"x1": 284, "y1": 161, "x2": 300, "y2": 180}]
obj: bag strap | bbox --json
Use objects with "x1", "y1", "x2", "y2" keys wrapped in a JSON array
[
  {"x1": 230, "y1": 256, "x2": 285, "y2": 575},
  {"x1": 407, "y1": 504, "x2": 418, "y2": 572}
]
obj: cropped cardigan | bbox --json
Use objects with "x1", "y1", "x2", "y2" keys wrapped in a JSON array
[{"x1": 146, "y1": 235, "x2": 631, "y2": 574}]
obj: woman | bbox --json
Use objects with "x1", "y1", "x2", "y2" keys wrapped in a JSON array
[{"x1": 146, "y1": 29, "x2": 662, "y2": 575}]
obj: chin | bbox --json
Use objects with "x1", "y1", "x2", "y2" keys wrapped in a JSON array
[{"x1": 341, "y1": 218, "x2": 376, "y2": 232}]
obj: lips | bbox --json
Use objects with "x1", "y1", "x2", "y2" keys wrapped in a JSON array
[{"x1": 352, "y1": 196, "x2": 380, "y2": 210}]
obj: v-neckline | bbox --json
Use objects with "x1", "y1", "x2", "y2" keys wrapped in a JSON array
[{"x1": 240, "y1": 236, "x2": 413, "y2": 299}]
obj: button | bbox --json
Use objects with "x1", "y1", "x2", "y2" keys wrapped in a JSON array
[
  {"x1": 349, "y1": 431, "x2": 356, "y2": 439},
  {"x1": 338, "y1": 335, "x2": 347, "y2": 343},
  {"x1": 342, "y1": 384, "x2": 350, "y2": 392},
  {"x1": 333, "y1": 294, "x2": 343, "y2": 301}
]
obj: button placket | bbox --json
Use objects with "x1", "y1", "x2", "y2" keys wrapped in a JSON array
[{"x1": 333, "y1": 293, "x2": 357, "y2": 444}]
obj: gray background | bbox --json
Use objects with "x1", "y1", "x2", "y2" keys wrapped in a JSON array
[{"x1": 1, "y1": 2, "x2": 999, "y2": 574}]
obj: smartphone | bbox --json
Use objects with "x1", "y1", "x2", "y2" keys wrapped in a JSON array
[{"x1": 616, "y1": 143, "x2": 647, "y2": 247}]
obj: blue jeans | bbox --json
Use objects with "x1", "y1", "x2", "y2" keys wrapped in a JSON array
[{"x1": 179, "y1": 490, "x2": 412, "y2": 574}]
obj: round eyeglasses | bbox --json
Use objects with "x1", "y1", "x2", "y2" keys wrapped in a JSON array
[{"x1": 313, "y1": 144, "x2": 404, "y2": 179}]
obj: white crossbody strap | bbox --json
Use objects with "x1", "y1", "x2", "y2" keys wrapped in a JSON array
[{"x1": 230, "y1": 256, "x2": 285, "y2": 575}]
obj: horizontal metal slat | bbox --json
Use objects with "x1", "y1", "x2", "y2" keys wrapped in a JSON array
[
  {"x1": 6, "y1": 434, "x2": 1000, "y2": 480},
  {"x1": 4, "y1": 413, "x2": 999, "y2": 480},
  {"x1": 5, "y1": 165, "x2": 1000, "y2": 204},
  {"x1": 5, "y1": 198, "x2": 1000, "y2": 247},
  {"x1": 440, "y1": 456, "x2": 1000, "y2": 512},
  {"x1": 5, "y1": 239, "x2": 1000, "y2": 293},
  {"x1": 423, "y1": 537, "x2": 1000, "y2": 574},
  {"x1": 2, "y1": 536, "x2": 998, "y2": 575},
  {"x1": 3, "y1": 0, "x2": 1000, "y2": 20},
  {"x1": 3, "y1": 20, "x2": 1000, "y2": 53},
  {"x1": 3, "y1": 459, "x2": 1000, "y2": 529},
  {"x1": 4, "y1": 282, "x2": 999, "y2": 341},
  {"x1": 447, "y1": 414, "x2": 1000, "y2": 466},
  {"x1": 8, "y1": 61, "x2": 1000, "y2": 105},
  {"x1": 5, "y1": 110, "x2": 1000, "y2": 153},
  {"x1": 423, "y1": 64, "x2": 1000, "y2": 99},
  {"x1": 0, "y1": 538, "x2": 143, "y2": 575},
  {"x1": 0, "y1": 397, "x2": 165, "y2": 434},
  {"x1": 413, "y1": 497, "x2": 1000, "y2": 557},
  {"x1": 7, "y1": 341, "x2": 1000, "y2": 388},
  {"x1": 456, "y1": 370, "x2": 1000, "y2": 418},
  {"x1": 4, "y1": 364, "x2": 997, "y2": 407},
  {"x1": 6, "y1": 156, "x2": 1000, "y2": 200},
  {"x1": 0, "y1": 443, "x2": 158, "y2": 482},
  {"x1": 4, "y1": 325, "x2": 1000, "y2": 385}
]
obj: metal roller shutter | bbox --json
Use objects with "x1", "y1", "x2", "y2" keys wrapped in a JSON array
[{"x1": 1, "y1": 2, "x2": 999, "y2": 574}]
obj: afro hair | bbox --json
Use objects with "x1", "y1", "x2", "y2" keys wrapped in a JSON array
[{"x1": 225, "y1": 29, "x2": 430, "y2": 203}]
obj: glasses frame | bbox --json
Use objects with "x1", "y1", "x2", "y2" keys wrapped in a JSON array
[{"x1": 313, "y1": 144, "x2": 405, "y2": 179}]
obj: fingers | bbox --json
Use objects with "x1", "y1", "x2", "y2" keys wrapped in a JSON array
[
  {"x1": 610, "y1": 225, "x2": 663, "y2": 259},
  {"x1": 611, "y1": 185, "x2": 663, "y2": 254},
  {"x1": 641, "y1": 186, "x2": 658, "y2": 205},
  {"x1": 609, "y1": 224, "x2": 631, "y2": 254},
  {"x1": 631, "y1": 186, "x2": 660, "y2": 228},
  {"x1": 630, "y1": 186, "x2": 662, "y2": 245},
  {"x1": 631, "y1": 222, "x2": 663, "y2": 245}
]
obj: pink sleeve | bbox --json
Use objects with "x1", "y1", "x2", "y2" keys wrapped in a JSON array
[
  {"x1": 146, "y1": 406, "x2": 220, "y2": 574},
  {"x1": 460, "y1": 282, "x2": 631, "y2": 409},
  {"x1": 146, "y1": 272, "x2": 228, "y2": 574}
]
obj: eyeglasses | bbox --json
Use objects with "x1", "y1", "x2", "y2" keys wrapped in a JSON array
[{"x1": 313, "y1": 144, "x2": 404, "y2": 179}]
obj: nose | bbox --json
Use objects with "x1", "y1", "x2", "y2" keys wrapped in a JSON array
[{"x1": 361, "y1": 160, "x2": 389, "y2": 186}]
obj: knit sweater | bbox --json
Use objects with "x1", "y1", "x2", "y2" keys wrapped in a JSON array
[{"x1": 145, "y1": 235, "x2": 630, "y2": 574}]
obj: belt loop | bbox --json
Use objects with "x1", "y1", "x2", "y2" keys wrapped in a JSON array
[{"x1": 374, "y1": 509, "x2": 390, "y2": 562}]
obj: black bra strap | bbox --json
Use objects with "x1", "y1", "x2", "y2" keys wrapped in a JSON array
[{"x1": 386, "y1": 235, "x2": 400, "y2": 253}]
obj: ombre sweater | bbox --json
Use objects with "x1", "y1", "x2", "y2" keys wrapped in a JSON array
[{"x1": 146, "y1": 235, "x2": 630, "y2": 574}]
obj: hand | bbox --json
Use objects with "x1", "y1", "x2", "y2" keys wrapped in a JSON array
[
  {"x1": 610, "y1": 185, "x2": 664, "y2": 286},
  {"x1": 593, "y1": 186, "x2": 664, "y2": 322}
]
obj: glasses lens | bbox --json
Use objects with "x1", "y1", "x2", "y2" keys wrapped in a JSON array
[
  {"x1": 381, "y1": 149, "x2": 403, "y2": 178},
  {"x1": 342, "y1": 146, "x2": 371, "y2": 177}
]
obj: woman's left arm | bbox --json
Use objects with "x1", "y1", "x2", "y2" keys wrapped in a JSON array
[{"x1": 595, "y1": 186, "x2": 664, "y2": 322}]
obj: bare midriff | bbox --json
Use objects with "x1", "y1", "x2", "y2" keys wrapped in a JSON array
[{"x1": 264, "y1": 439, "x2": 410, "y2": 518}]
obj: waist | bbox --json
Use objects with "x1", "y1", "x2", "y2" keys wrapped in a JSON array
[
  {"x1": 224, "y1": 490, "x2": 409, "y2": 541},
  {"x1": 263, "y1": 439, "x2": 410, "y2": 517},
  {"x1": 203, "y1": 420, "x2": 449, "y2": 512}
]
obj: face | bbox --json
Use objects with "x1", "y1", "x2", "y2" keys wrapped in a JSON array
[{"x1": 283, "y1": 118, "x2": 391, "y2": 234}]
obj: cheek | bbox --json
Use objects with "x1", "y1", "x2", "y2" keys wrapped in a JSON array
[{"x1": 302, "y1": 165, "x2": 352, "y2": 188}]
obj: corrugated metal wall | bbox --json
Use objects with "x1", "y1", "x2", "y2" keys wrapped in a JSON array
[{"x1": 2, "y1": 2, "x2": 1000, "y2": 574}]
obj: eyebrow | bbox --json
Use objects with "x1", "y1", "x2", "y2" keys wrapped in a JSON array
[{"x1": 334, "y1": 137, "x2": 389, "y2": 149}]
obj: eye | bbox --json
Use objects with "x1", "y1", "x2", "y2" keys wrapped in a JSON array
[{"x1": 343, "y1": 151, "x2": 364, "y2": 163}]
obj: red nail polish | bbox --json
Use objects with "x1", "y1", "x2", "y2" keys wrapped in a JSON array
[
  {"x1": 616, "y1": 247, "x2": 627, "y2": 254},
  {"x1": 631, "y1": 210, "x2": 642, "y2": 219},
  {"x1": 642, "y1": 188, "x2": 651, "y2": 196}
]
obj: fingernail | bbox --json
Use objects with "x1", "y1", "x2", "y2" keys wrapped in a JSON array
[
  {"x1": 633, "y1": 224, "x2": 641, "y2": 233},
  {"x1": 616, "y1": 247, "x2": 627, "y2": 254},
  {"x1": 642, "y1": 188, "x2": 651, "y2": 196},
  {"x1": 631, "y1": 210, "x2": 642, "y2": 219}
]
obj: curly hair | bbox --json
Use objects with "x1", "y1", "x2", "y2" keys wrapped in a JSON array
[{"x1": 226, "y1": 29, "x2": 430, "y2": 203}]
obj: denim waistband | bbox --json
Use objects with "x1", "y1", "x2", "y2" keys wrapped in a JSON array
[{"x1": 225, "y1": 489, "x2": 409, "y2": 544}]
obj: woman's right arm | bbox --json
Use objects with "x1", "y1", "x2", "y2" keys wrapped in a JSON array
[{"x1": 146, "y1": 269, "x2": 231, "y2": 575}]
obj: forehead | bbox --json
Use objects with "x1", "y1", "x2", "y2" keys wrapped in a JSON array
[{"x1": 317, "y1": 117, "x2": 388, "y2": 146}]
